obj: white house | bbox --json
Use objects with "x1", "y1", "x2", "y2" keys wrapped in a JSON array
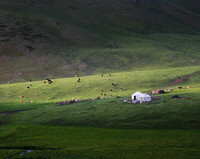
[{"x1": 131, "y1": 91, "x2": 151, "y2": 103}]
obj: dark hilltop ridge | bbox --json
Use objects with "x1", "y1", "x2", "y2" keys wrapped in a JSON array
[{"x1": 0, "y1": 0, "x2": 200, "y2": 83}]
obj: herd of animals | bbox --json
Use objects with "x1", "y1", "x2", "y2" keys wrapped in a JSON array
[{"x1": 11, "y1": 73, "x2": 192, "y2": 104}]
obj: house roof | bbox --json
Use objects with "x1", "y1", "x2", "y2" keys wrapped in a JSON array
[
  {"x1": 131, "y1": 91, "x2": 143, "y2": 96},
  {"x1": 131, "y1": 91, "x2": 151, "y2": 98}
]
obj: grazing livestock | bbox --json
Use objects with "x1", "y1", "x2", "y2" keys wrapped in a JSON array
[
  {"x1": 107, "y1": 78, "x2": 110, "y2": 80},
  {"x1": 75, "y1": 75, "x2": 78, "y2": 77},
  {"x1": 152, "y1": 90, "x2": 165, "y2": 94},
  {"x1": 112, "y1": 83, "x2": 116, "y2": 86},
  {"x1": 109, "y1": 74, "x2": 111, "y2": 76},
  {"x1": 120, "y1": 88, "x2": 122, "y2": 90},
  {"x1": 167, "y1": 88, "x2": 173, "y2": 91},
  {"x1": 101, "y1": 93, "x2": 103, "y2": 95},
  {"x1": 44, "y1": 77, "x2": 53, "y2": 85},
  {"x1": 187, "y1": 86, "x2": 192, "y2": 89},
  {"x1": 101, "y1": 89, "x2": 103, "y2": 92},
  {"x1": 101, "y1": 75, "x2": 103, "y2": 77},
  {"x1": 104, "y1": 94, "x2": 106, "y2": 96},
  {"x1": 30, "y1": 80, "x2": 32, "y2": 82},
  {"x1": 44, "y1": 80, "x2": 53, "y2": 85},
  {"x1": 178, "y1": 86, "x2": 182, "y2": 89},
  {"x1": 27, "y1": 86, "x2": 30, "y2": 89},
  {"x1": 30, "y1": 85, "x2": 32, "y2": 87},
  {"x1": 158, "y1": 90, "x2": 165, "y2": 94},
  {"x1": 152, "y1": 90, "x2": 158, "y2": 94},
  {"x1": 131, "y1": 73, "x2": 134, "y2": 76},
  {"x1": 110, "y1": 89, "x2": 112, "y2": 91},
  {"x1": 46, "y1": 81, "x2": 52, "y2": 85},
  {"x1": 20, "y1": 96, "x2": 24, "y2": 98}
]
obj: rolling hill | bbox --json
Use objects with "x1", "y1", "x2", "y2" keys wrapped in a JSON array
[
  {"x1": 1, "y1": 66, "x2": 200, "y2": 158},
  {"x1": 0, "y1": 0, "x2": 200, "y2": 83}
]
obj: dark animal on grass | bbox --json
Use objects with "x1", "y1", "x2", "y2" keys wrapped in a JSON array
[
  {"x1": 101, "y1": 75, "x2": 103, "y2": 77},
  {"x1": 30, "y1": 85, "x2": 32, "y2": 87},
  {"x1": 45, "y1": 81, "x2": 52, "y2": 85},
  {"x1": 172, "y1": 95, "x2": 181, "y2": 99},
  {"x1": 104, "y1": 94, "x2": 106, "y2": 96},
  {"x1": 110, "y1": 89, "x2": 112, "y2": 91},
  {"x1": 178, "y1": 86, "x2": 182, "y2": 89},
  {"x1": 112, "y1": 83, "x2": 116, "y2": 86},
  {"x1": 27, "y1": 86, "x2": 30, "y2": 89}
]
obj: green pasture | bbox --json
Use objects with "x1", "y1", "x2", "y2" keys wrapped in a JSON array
[
  {"x1": 0, "y1": 126, "x2": 200, "y2": 159},
  {"x1": 1, "y1": 65, "x2": 200, "y2": 104},
  {"x1": 0, "y1": 66, "x2": 200, "y2": 158},
  {"x1": 0, "y1": 1, "x2": 200, "y2": 158}
]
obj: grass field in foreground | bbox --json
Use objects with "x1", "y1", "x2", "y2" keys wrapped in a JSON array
[
  {"x1": 0, "y1": 66, "x2": 200, "y2": 158},
  {"x1": 0, "y1": 126, "x2": 200, "y2": 159}
]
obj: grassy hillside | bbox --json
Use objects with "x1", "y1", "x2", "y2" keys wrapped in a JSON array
[
  {"x1": 0, "y1": 66, "x2": 200, "y2": 158},
  {"x1": 0, "y1": 0, "x2": 200, "y2": 83},
  {"x1": 1, "y1": 66, "x2": 200, "y2": 127}
]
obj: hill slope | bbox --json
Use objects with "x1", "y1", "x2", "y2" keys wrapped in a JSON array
[{"x1": 0, "y1": 0, "x2": 200, "y2": 83}]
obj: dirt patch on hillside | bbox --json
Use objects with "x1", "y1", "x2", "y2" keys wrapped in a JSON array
[{"x1": 160, "y1": 71, "x2": 200, "y2": 89}]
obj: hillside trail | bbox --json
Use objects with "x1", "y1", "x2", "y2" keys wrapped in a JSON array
[{"x1": 159, "y1": 71, "x2": 200, "y2": 89}]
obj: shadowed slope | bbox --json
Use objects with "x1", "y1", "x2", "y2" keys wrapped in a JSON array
[{"x1": 0, "y1": 0, "x2": 200, "y2": 83}]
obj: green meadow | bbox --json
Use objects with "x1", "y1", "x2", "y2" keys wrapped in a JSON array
[
  {"x1": 0, "y1": 0, "x2": 200, "y2": 158},
  {"x1": 0, "y1": 66, "x2": 200, "y2": 158}
]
